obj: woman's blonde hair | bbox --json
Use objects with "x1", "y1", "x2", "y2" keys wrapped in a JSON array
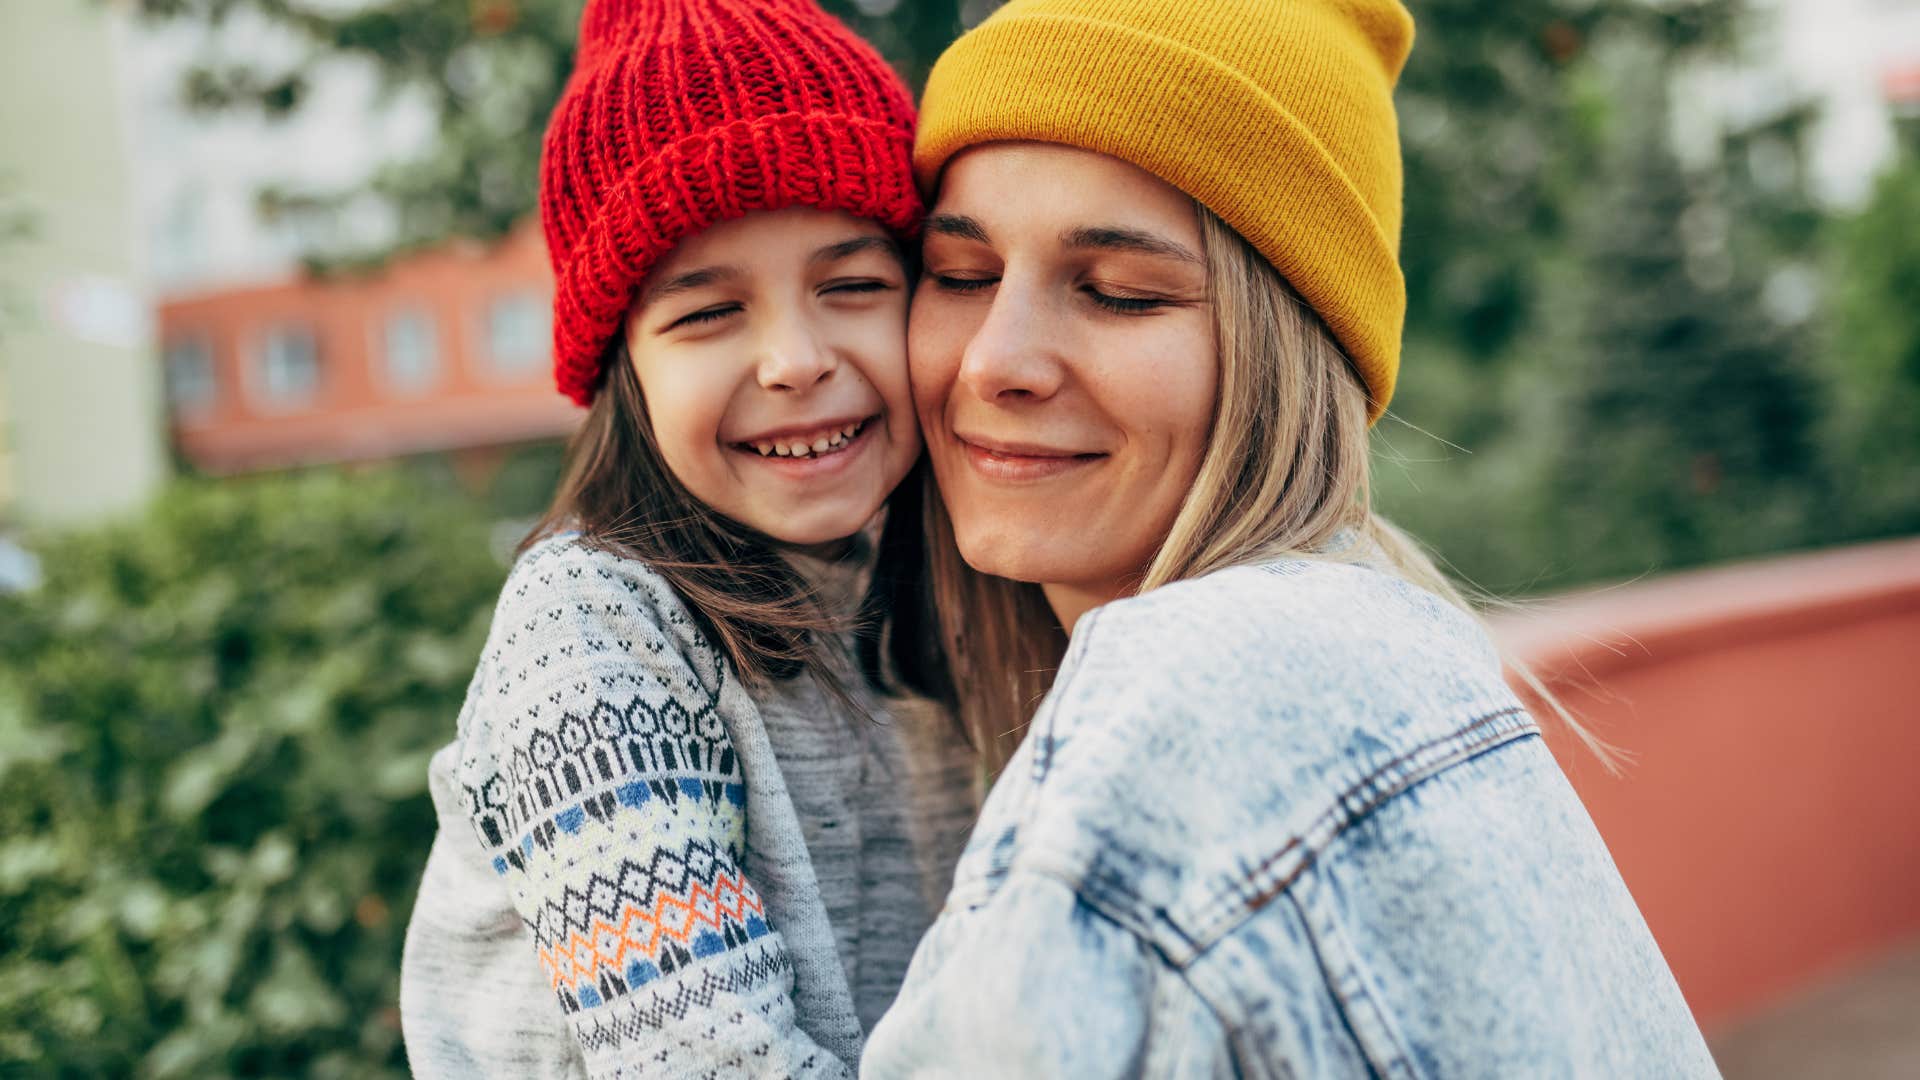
[{"x1": 910, "y1": 203, "x2": 1608, "y2": 774}]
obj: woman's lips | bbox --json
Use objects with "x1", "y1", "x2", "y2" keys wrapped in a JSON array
[{"x1": 956, "y1": 434, "x2": 1105, "y2": 482}]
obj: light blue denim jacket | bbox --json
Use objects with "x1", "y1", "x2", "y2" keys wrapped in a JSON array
[{"x1": 862, "y1": 555, "x2": 1719, "y2": 1078}]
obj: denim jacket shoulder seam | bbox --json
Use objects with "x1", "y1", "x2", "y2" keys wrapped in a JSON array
[{"x1": 1184, "y1": 705, "x2": 1539, "y2": 949}]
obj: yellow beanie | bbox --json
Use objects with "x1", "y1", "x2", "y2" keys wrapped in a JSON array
[{"x1": 915, "y1": 0, "x2": 1414, "y2": 421}]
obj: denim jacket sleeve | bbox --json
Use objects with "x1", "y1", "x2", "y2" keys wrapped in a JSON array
[
  {"x1": 859, "y1": 867, "x2": 1237, "y2": 1079},
  {"x1": 862, "y1": 559, "x2": 1718, "y2": 1079}
]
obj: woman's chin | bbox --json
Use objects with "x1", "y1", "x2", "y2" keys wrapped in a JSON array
[{"x1": 954, "y1": 529, "x2": 1076, "y2": 587}]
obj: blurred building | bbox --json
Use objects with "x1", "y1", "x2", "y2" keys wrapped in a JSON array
[
  {"x1": 1679, "y1": 0, "x2": 1920, "y2": 205},
  {"x1": 157, "y1": 221, "x2": 578, "y2": 474},
  {"x1": 117, "y1": 10, "x2": 579, "y2": 475},
  {"x1": 121, "y1": 8, "x2": 437, "y2": 297},
  {"x1": 0, "y1": 0, "x2": 169, "y2": 526},
  {"x1": 1888, "y1": 57, "x2": 1920, "y2": 121}
]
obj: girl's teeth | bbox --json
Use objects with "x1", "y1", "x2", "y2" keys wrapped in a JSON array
[{"x1": 746, "y1": 420, "x2": 871, "y2": 458}]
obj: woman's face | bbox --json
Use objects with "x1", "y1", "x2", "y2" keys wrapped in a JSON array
[
  {"x1": 911, "y1": 142, "x2": 1218, "y2": 622},
  {"x1": 625, "y1": 207, "x2": 919, "y2": 546}
]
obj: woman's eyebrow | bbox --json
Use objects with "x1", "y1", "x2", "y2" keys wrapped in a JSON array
[
  {"x1": 1062, "y1": 225, "x2": 1203, "y2": 265},
  {"x1": 642, "y1": 265, "x2": 742, "y2": 303},
  {"x1": 811, "y1": 235, "x2": 900, "y2": 264},
  {"x1": 923, "y1": 213, "x2": 991, "y2": 243}
]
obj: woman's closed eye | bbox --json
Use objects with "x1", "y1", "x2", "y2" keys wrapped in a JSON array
[
  {"x1": 926, "y1": 272, "x2": 1177, "y2": 315},
  {"x1": 1083, "y1": 285, "x2": 1173, "y2": 314}
]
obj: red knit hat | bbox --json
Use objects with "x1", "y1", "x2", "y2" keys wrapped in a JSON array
[{"x1": 538, "y1": 0, "x2": 922, "y2": 405}]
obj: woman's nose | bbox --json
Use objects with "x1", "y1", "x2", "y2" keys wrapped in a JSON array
[{"x1": 955, "y1": 286, "x2": 1065, "y2": 404}]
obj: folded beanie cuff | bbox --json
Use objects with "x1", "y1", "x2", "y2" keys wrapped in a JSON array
[
  {"x1": 549, "y1": 112, "x2": 919, "y2": 406},
  {"x1": 915, "y1": 12, "x2": 1403, "y2": 420}
]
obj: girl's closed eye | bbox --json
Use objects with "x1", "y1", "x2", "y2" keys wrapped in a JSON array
[
  {"x1": 664, "y1": 303, "x2": 742, "y2": 331},
  {"x1": 820, "y1": 277, "x2": 900, "y2": 299}
]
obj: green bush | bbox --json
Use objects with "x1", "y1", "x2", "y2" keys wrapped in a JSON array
[{"x1": 0, "y1": 469, "x2": 506, "y2": 1078}]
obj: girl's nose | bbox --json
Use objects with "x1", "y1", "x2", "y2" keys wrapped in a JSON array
[{"x1": 755, "y1": 320, "x2": 837, "y2": 392}]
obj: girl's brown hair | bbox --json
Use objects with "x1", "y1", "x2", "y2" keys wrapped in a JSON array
[
  {"x1": 520, "y1": 340, "x2": 929, "y2": 701},
  {"x1": 897, "y1": 204, "x2": 1610, "y2": 774}
]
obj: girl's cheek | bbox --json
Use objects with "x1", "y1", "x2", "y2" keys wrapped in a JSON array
[
  {"x1": 855, "y1": 314, "x2": 913, "y2": 396},
  {"x1": 644, "y1": 365, "x2": 727, "y2": 464}
]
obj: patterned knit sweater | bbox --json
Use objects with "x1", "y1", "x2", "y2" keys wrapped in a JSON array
[{"x1": 400, "y1": 534, "x2": 977, "y2": 1079}]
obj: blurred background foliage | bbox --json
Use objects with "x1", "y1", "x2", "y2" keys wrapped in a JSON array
[
  {"x1": 1, "y1": 471, "x2": 502, "y2": 1077},
  {"x1": 2, "y1": 0, "x2": 1917, "y2": 1074},
  {"x1": 122, "y1": 0, "x2": 1920, "y2": 590}
]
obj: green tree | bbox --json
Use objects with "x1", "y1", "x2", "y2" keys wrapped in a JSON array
[
  {"x1": 137, "y1": 0, "x2": 1865, "y2": 593},
  {"x1": 1540, "y1": 55, "x2": 1822, "y2": 584},
  {"x1": 136, "y1": 0, "x2": 1746, "y2": 293},
  {"x1": 134, "y1": 0, "x2": 973, "y2": 261},
  {"x1": 1388, "y1": 0, "x2": 1746, "y2": 440},
  {"x1": 1821, "y1": 147, "x2": 1920, "y2": 536}
]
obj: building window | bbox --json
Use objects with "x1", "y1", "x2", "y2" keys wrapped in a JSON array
[
  {"x1": 163, "y1": 336, "x2": 217, "y2": 417},
  {"x1": 483, "y1": 292, "x2": 548, "y2": 375},
  {"x1": 382, "y1": 308, "x2": 440, "y2": 393},
  {"x1": 255, "y1": 325, "x2": 320, "y2": 407}
]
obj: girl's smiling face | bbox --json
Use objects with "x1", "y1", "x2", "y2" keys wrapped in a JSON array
[{"x1": 624, "y1": 207, "x2": 919, "y2": 546}]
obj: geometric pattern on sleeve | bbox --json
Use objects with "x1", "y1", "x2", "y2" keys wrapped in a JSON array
[
  {"x1": 465, "y1": 691, "x2": 742, "y2": 867},
  {"x1": 532, "y1": 836, "x2": 774, "y2": 1013}
]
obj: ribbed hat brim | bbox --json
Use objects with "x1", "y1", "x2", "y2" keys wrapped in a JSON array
[{"x1": 547, "y1": 112, "x2": 917, "y2": 406}]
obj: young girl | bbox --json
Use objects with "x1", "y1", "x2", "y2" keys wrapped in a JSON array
[{"x1": 398, "y1": 1, "x2": 974, "y2": 1076}]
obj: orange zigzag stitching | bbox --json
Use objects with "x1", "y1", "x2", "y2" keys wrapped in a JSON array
[{"x1": 535, "y1": 868, "x2": 766, "y2": 990}]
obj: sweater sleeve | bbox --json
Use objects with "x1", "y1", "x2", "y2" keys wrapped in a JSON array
[
  {"x1": 449, "y1": 537, "x2": 853, "y2": 1079},
  {"x1": 401, "y1": 741, "x2": 587, "y2": 1079}
]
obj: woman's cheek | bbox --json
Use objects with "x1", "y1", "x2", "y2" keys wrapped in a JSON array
[
  {"x1": 907, "y1": 301, "x2": 965, "y2": 416},
  {"x1": 1133, "y1": 318, "x2": 1219, "y2": 447}
]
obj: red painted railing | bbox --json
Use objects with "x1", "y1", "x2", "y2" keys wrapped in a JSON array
[{"x1": 1495, "y1": 537, "x2": 1920, "y2": 1031}]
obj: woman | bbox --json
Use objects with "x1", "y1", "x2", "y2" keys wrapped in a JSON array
[{"x1": 866, "y1": 0, "x2": 1719, "y2": 1075}]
